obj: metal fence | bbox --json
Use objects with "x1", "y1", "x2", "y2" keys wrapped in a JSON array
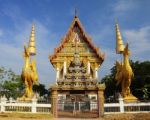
[{"x1": 58, "y1": 101, "x2": 98, "y2": 118}]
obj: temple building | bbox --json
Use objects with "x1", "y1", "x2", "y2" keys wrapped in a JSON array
[{"x1": 49, "y1": 15, "x2": 105, "y2": 118}]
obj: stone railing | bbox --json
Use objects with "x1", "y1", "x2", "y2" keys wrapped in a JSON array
[
  {"x1": 104, "y1": 98, "x2": 150, "y2": 113},
  {"x1": 0, "y1": 96, "x2": 51, "y2": 113},
  {"x1": 0, "y1": 96, "x2": 150, "y2": 114}
]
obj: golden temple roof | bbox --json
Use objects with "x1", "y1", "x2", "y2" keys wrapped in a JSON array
[{"x1": 49, "y1": 16, "x2": 105, "y2": 63}]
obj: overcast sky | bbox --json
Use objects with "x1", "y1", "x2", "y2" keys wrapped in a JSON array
[{"x1": 0, "y1": 0, "x2": 150, "y2": 88}]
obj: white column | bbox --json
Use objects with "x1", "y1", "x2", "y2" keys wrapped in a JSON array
[
  {"x1": 63, "y1": 61, "x2": 67, "y2": 76},
  {"x1": 87, "y1": 61, "x2": 90, "y2": 74},
  {"x1": 56, "y1": 68, "x2": 60, "y2": 82},
  {"x1": 95, "y1": 68, "x2": 98, "y2": 79},
  {"x1": 1, "y1": 96, "x2": 7, "y2": 112},
  {"x1": 119, "y1": 97, "x2": 124, "y2": 113},
  {"x1": 32, "y1": 97, "x2": 37, "y2": 113}
]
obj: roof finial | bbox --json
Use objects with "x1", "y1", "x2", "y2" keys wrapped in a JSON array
[{"x1": 75, "y1": 7, "x2": 78, "y2": 18}]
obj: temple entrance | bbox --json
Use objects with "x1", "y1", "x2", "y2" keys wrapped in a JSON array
[
  {"x1": 50, "y1": 15, "x2": 105, "y2": 118},
  {"x1": 58, "y1": 93, "x2": 98, "y2": 118}
]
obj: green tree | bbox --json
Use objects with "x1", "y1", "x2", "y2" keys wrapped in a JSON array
[
  {"x1": 0, "y1": 67, "x2": 24, "y2": 99},
  {"x1": 33, "y1": 84, "x2": 49, "y2": 98},
  {"x1": 101, "y1": 65, "x2": 120, "y2": 101},
  {"x1": 131, "y1": 61, "x2": 150, "y2": 100},
  {"x1": 0, "y1": 67, "x2": 6, "y2": 87}
]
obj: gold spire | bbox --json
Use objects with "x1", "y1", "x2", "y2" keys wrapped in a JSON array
[
  {"x1": 116, "y1": 22, "x2": 125, "y2": 54},
  {"x1": 29, "y1": 24, "x2": 36, "y2": 55}
]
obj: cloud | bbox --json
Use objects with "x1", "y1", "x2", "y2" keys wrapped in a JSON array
[
  {"x1": 0, "y1": 43, "x2": 23, "y2": 76},
  {"x1": 98, "y1": 47, "x2": 118, "y2": 79},
  {"x1": 113, "y1": 0, "x2": 139, "y2": 16},
  {"x1": 114, "y1": 0, "x2": 138, "y2": 12},
  {"x1": 123, "y1": 26, "x2": 150, "y2": 60}
]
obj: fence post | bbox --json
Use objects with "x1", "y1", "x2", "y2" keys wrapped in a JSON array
[
  {"x1": 9, "y1": 97, "x2": 13, "y2": 103},
  {"x1": 1, "y1": 96, "x2": 7, "y2": 112},
  {"x1": 62, "y1": 101, "x2": 64, "y2": 111},
  {"x1": 90, "y1": 101, "x2": 93, "y2": 111},
  {"x1": 79, "y1": 102, "x2": 80, "y2": 111},
  {"x1": 32, "y1": 97, "x2": 37, "y2": 113},
  {"x1": 73, "y1": 102, "x2": 76, "y2": 111},
  {"x1": 119, "y1": 97, "x2": 124, "y2": 113}
]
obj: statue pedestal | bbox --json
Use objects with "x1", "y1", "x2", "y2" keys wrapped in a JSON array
[
  {"x1": 17, "y1": 97, "x2": 33, "y2": 102},
  {"x1": 17, "y1": 94, "x2": 37, "y2": 102},
  {"x1": 123, "y1": 94, "x2": 138, "y2": 103}
]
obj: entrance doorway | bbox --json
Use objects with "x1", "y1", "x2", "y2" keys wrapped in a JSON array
[{"x1": 58, "y1": 94, "x2": 98, "y2": 118}]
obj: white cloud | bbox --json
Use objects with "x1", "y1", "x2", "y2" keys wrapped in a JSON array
[
  {"x1": 113, "y1": 0, "x2": 139, "y2": 16},
  {"x1": 0, "y1": 43, "x2": 22, "y2": 75},
  {"x1": 98, "y1": 46, "x2": 122, "y2": 81},
  {"x1": 123, "y1": 26, "x2": 150, "y2": 60}
]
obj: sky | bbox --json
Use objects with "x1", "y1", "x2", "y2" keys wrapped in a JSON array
[{"x1": 0, "y1": 0, "x2": 150, "y2": 88}]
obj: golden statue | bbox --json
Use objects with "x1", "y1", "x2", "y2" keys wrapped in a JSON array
[
  {"x1": 18, "y1": 24, "x2": 38, "y2": 101},
  {"x1": 115, "y1": 22, "x2": 137, "y2": 102},
  {"x1": 115, "y1": 44, "x2": 133, "y2": 97}
]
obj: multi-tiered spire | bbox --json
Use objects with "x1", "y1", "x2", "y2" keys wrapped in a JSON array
[
  {"x1": 115, "y1": 22, "x2": 125, "y2": 54},
  {"x1": 29, "y1": 24, "x2": 36, "y2": 55}
]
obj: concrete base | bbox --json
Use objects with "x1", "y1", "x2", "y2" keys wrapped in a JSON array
[{"x1": 17, "y1": 97, "x2": 33, "y2": 102}]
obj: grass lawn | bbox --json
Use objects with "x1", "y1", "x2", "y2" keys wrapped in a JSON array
[
  {"x1": 0, "y1": 112, "x2": 53, "y2": 119},
  {"x1": 103, "y1": 113, "x2": 150, "y2": 120}
]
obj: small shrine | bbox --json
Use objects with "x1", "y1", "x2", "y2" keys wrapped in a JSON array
[{"x1": 49, "y1": 15, "x2": 105, "y2": 118}]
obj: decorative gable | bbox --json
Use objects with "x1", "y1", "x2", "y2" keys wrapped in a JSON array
[{"x1": 49, "y1": 16, "x2": 105, "y2": 71}]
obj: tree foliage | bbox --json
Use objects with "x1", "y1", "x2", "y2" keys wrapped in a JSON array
[
  {"x1": 33, "y1": 84, "x2": 50, "y2": 98},
  {"x1": 0, "y1": 67, "x2": 24, "y2": 99},
  {"x1": 130, "y1": 61, "x2": 150, "y2": 100},
  {"x1": 101, "y1": 61, "x2": 150, "y2": 100}
]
